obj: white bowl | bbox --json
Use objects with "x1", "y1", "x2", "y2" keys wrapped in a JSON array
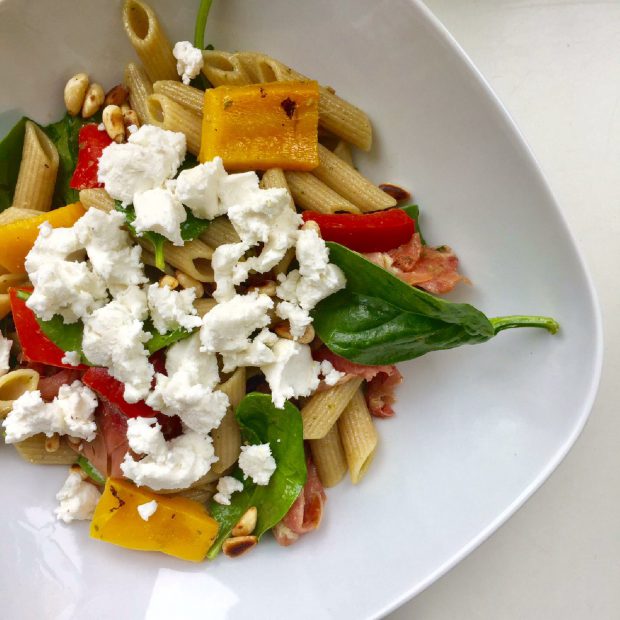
[{"x1": 0, "y1": 1, "x2": 602, "y2": 618}]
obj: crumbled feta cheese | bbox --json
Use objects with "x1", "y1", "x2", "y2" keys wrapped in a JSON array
[
  {"x1": 211, "y1": 242, "x2": 249, "y2": 303},
  {"x1": 218, "y1": 172, "x2": 261, "y2": 211},
  {"x1": 174, "y1": 157, "x2": 226, "y2": 220},
  {"x1": 82, "y1": 286, "x2": 153, "y2": 403},
  {"x1": 54, "y1": 471, "x2": 101, "y2": 523},
  {"x1": 261, "y1": 339, "x2": 320, "y2": 408},
  {"x1": 2, "y1": 381, "x2": 98, "y2": 443},
  {"x1": 73, "y1": 208, "x2": 146, "y2": 294},
  {"x1": 127, "y1": 124, "x2": 138, "y2": 135},
  {"x1": 213, "y1": 476, "x2": 244, "y2": 505},
  {"x1": 61, "y1": 350, "x2": 81, "y2": 367},
  {"x1": 319, "y1": 359, "x2": 345, "y2": 386},
  {"x1": 0, "y1": 331, "x2": 12, "y2": 376},
  {"x1": 133, "y1": 186, "x2": 186, "y2": 246},
  {"x1": 217, "y1": 328, "x2": 278, "y2": 372},
  {"x1": 146, "y1": 334, "x2": 229, "y2": 435},
  {"x1": 25, "y1": 222, "x2": 108, "y2": 323},
  {"x1": 146, "y1": 283, "x2": 202, "y2": 335},
  {"x1": 238, "y1": 443, "x2": 276, "y2": 486},
  {"x1": 173, "y1": 41, "x2": 204, "y2": 85},
  {"x1": 275, "y1": 300, "x2": 312, "y2": 339},
  {"x1": 121, "y1": 417, "x2": 217, "y2": 490},
  {"x1": 97, "y1": 122, "x2": 105, "y2": 131},
  {"x1": 98, "y1": 125, "x2": 186, "y2": 205},
  {"x1": 137, "y1": 500, "x2": 158, "y2": 521}
]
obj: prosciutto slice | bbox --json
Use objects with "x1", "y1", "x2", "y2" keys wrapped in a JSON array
[
  {"x1": 38, "y1": 369, "x2": 83, "y2": 401},
  {"x1": 273, "y1": 456, "x2": 326, "y2": 547}
]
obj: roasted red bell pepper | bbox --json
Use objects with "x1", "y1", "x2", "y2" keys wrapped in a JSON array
[
  {"x1": 69, "y1": 124, "x2": 112, "y2": 190},
  {"x1": 9, "y1": 287, "x2": 88, "y2": 370},
  {"x1": 301, "y1": 209, "x2": 414, "y2": 253}
]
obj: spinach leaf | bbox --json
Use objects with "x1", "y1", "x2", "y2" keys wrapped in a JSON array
[
  {"x1": 144, "y1": 321, "x2": 194, "y2": 354},
  {"x1": 312, "y1": 242, "x2": 559, "y2": 365},
  {"x1": 207, "y1": 393, "x2": 306, "y2": 559},
  {"x1": 0, "y1": 117, "x2": 27, "y2": 212},
  {"x1": 401, "y1": 204, "x2": 426, "y2": 245},
  {"x1": 77, "y1": 455, "x2": 105, "y2": 485}
]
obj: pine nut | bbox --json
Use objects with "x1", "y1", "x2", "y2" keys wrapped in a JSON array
[
  {"x1": 176, "y1": 271, "x2": 204, "y2": 298},
  {"x1": 102, "y1": 105, "x2": 125, "y2": 143},
  {"x1": 275, "y1": 320, "x2": 315, "y2": 344},
  {"x1": 159, "y1": 274, "x2": 179, "y2": 289},
  {"x1": 301, "y1": 220, "x2": 321, "y2": 236},
  {"x1": 222, "y1": 535, "x2": 258, "y2": 558},
  {"x1": 67, "y1": 436, "x2": 82, "y2": 447},
  {"x1": 81, "y1": 83, "x2": 105, "y2": 118},
  {"x1": 232, "y1": 507, "x2": 257, "y2": 537},
  {"x1": 121, "y1": 105, "x2": 140, "y2": 129},
  {"x1": 104, "y1": 84, "x2": 129, "y2": 107},
  {"x1": 70, "y1": 464, "x2": 89, "y2": 480},
  {"x1": 247, "y1": 280, "x2": 277, "y2": 297},
  {"x1": 44, "y1": 434, "x2": 60, "y2": 453},
  {"x1": 298, "y1": 323, "x2": 315, "y2": 345},
  {"x1": 64, "y1": 73, "x2": 90, "y2": 116}
]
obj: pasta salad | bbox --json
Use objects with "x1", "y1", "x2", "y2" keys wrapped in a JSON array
[{"x1": 0, "y1": 0, "x2": 559, "y2": 562}]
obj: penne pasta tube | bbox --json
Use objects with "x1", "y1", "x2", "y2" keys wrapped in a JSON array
[
  {"x1": 260, "y1": 168, "x2": 295, "y2": 210},
  {"x1": 201, "y1": 49, "x2": 252, "y2": 87},
  {"x1": 155, "y1": 469, "x2": 220, "y2": 495},
  {"x1": 338, "y1": 388, "x2": 378, "y2": 484},
  {"x1": 313, "y1": 144, "x2": 396, "y2": 212},
  {"x1": 0, "y1": 273, "x2": 28, "y2": 293},
  {"x1": 193, "y1": 297, "x2": 217, "y2": 317},
  {"x1": 175, "y1": 481, "x2": 217, "y2": 504},
  {"x1": 0, "y1": 369, "x2": 39, "y2": 419},
  {"x1": 122, "y1": 0, "x2": 177, "y2": 82},
  {"x1": 12, "y1": 121, "x2": 59, "y2": 212},
  {"x1": 14, "y1": 435, "x2": 78, "y2": 465},
  {"x1": 124, "y1": 62, "x2": 154, "y2": 125},
  {"x1": 285, "y1": 171, "x2": 360, "y2": 214},
  {"x1": 0, "y1": 207, "x2": 40, "y2": 226},
  {"x1": 199, "y1": 216, "x2": 240, "y2": 248},
  {"x1": 0, "y1": 294, "x2": 10, "y2": 321},
  {"x1": 302, "y1": 377, "x2": 363, "y2": 439},
  {"x1": 212, "y1": 368, "x2": 245, "y2": 474},
  {"x1": 146, "y1": 94, "x2": 202, "y2": 155},
  {"x1": 153, "y1": 80, "x2": 204, "y2": 116},
  {"x1": 309, "y1": 423, "x2": 348, "y2": 488},
  {"x1": 79, "y1": 188, "x2": 114, "y2": 213},
  {"x1": 332, "y1": 140, "x2": 355, "y2": 168},
  {"x1": 161, "y1": 238, "x2": 214, "y2": 282}
]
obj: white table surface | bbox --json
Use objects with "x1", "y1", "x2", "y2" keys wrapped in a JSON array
[{"x1": 389, "y1": 1, "x2": 620, "y2": 618}]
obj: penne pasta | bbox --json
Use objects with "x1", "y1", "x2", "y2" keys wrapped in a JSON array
[
  {"x1": 309, "y1": 423, "x2": 348, "y2": 488},
  {"x1": 141, "y1": 248, "x2": 174, "y2": 275},
  {"x1": 122, "y1": 0, "x2": 177, "y2": 82},
  {"x1": 338, "y1": 388, "x2": 378, "y2": 484},
  {"x1": 313, "y1": 144, "x2": 396, "y2": 212},
  {"x1": 146, "y1": 93, "x2": 202, "y2": 155},
  {"x1": 212, "y1": 368, "x2": 245, "y2": 474},
  {"x1": 285, "y1": 171, "x2": 360, "y2": 214},
  {"x1": 0, "y1": 369, "x2": 39, "y2": 419},
  {"x1": 79, "y1": 188, "x2": 114, "y2": 213},
  {"x1": 153, "y1": 80, "x2": 204, "y2": 116},
  {"x1": 0, "y1": 294, "x2": 10, "y2": 321},
  {"x1": 193, "y1": 297, "x2": 217, "y2": 317},
  {"x1": 201, "y1": 49, "x2": 252, "y2": 87},
  {"x1": 0, "y1": 273, "x2": 28, "y2": 293},
  {"x1": 332, "y1": 140, "x2": 355, "y2": 168},
  {"x1": 199, "y1": 216, "x2": 240, "y2": 248},
  {"x1": 124, "y1": 62, "x2": 154, "y2": 125},
  {"x1": 174, "y1": 481, "x2": 217, "y2": 504},
  {"x1": 160, "y1": 238, "x2": 214, "y2": 282},
  {"x1": 12, "y1": 121, "x2": 59, "y2": 212},
  {"x1": 14, "y1": 434, "x2": 78, "y2": 465},
  {"x1": 260, "y1": 168, "x2": 295, "y2": 210},
  {"x1": 0, "y1": 207, "x2": 40, "y2": 226},
  {"x1": 301, "y1": 377, "x2": 363, "y2": 439},
  {"x1": 155, "y1": 469, "x2": 220, "y2": 495}
]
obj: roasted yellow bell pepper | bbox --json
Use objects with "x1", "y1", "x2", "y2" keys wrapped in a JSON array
[
  {"x1": 90, "y1": 478, "x2": 219, "y2": 562},
  {"x1": 199, "y1": 81, "x2": 319, "y2": 171},
  {"x1": 0, "y1": 202, "x2": 85, "y2": 273}
]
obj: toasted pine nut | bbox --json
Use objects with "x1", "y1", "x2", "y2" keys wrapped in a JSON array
[
  {"x1": 121, "y1": 105, "x2": 140, "y2": 129},
  {"x1": 102, "y1": 105, "x2": 125, "y2": 143},
  {"x1": 176, "y1": 271, "x2": 204, "y2": 298},
  {"x1": 301, "y1": 220, "x2": 321, "y2": 236},
  {"x1": 247, "y1": 280, "x2": 277, "y2": 297},
  {"x1": 64, "y1": 73, "x2": 90, "y2": 116},
  {"x1": 232, "y1": 506, "x2": 258, "y2": 537},
  {"x1": 298, "y1": 324, "x2": 315, "y2": 345},
  {"x1": 44, "y1": 434, "x2": 60, "y2": 453},
  {"x1": 222, "y1": 535, "x2": 258, "y2": 558},
  {"x1": 104, "y1": 84, "x2": 129, "y2": 107},
  {"x1": 82, "y1": 83, "x2": 105, "y2": 118},
  {"x1": 275, "y1": 321, "x2": 315, "y2": 344},
  {"x1": 67, "y1": 436, "x2": 82, "y2": 447},
  {"x1": 70, "y1": 464, "x2": 89, "y2": 480},
  {"x1": 159, "y1": 274, "x2": 179, "y2": 289}
]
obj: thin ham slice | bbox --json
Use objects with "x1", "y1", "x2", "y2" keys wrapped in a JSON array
[
  {"x1": 38, "y1": 369, "x2": 82, "y2": 401},
  {"x1": 273, "y1": 456, "x2": 326, "y2": 547}
]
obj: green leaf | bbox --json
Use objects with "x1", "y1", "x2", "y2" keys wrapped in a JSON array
[
  {"x1": 207, "y1": 393, "x2": 306, "y2": 559},
  {"x1": 77, "y1": 455, "x2": 106, "y2": 485},
  {"x1": 144, "y1": 321, "x2": 194, "y2": 354},
  {"x1": 401, "y1": 204, "x2": 426, "y2": 245},
  {"x1": 0, "y1": 117, "x2": 27, "y2": 212},
  {"x1": 312, "y1": 242, "x2": 558, "y2": 365}
]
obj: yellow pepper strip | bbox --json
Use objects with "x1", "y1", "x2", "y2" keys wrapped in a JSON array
[
  {"x1": 199, "y1": 81, "x2": 319, "y2": 171},
  {"x1": 90, "y1": 478, "x2": 219, "y2": 562},
  {"x1": 0, "y1": 202, "x2": 85, "y2": 273}
]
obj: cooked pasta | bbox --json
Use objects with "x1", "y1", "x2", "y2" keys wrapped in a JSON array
[
  {"x1": 153, "y1": 80, "x2": 204, "y2": 116},
  {"x1": 0, "y1": 273, "x2": 28, "y2": 293},
  {"x1": 285, "y1": 171, "x2": 360, "y2": 214},
  {"x1": 337, "y1": 388, "x2": 378, "y2": 484},
  {"x1": 14, "y1": 435, "x2": 78, "y2": 465},
  {"x1": 79, "y1": 188, "x2": 115, "y2": 213},
  {"x1": 12, "y1": 121, "x2": 59, "y2": 212},
  {"x1": 161, "y1": 238, "x2": 215, "y2": 282},
  {"x1": 0, "y1": 207, "x2": 40, "y2": 225},
  {"x1": 332, "y1": 140, "x2": 355, "y2": 168},
  {"x1": 259, "y1": 168, "x2": 295, "y2": 210},
  {"x1": 301, "y1": 377, "x2": 363, "y2": 440},
  {"x1": 193, "y1": 297, "x2": 217, "y2": 317},
  {"x1": 0, "y1": 294, "x2": 10, "y2": 321},
  {"x1": 201, "y1": 49, "x2": 251, "y2": 87},
  {"x1": 309, "y1": 423, "x2": 347, "y2": 488},
  {"x1": 124, "y1": 62, "x2": 154, "y2": 124},
  {"x1": 146, "y1": 93, "x2": 202, "y2": 155},
  {"x1": 199, "y1": 216, "x2": 240, "y2": 247},
  {"x1": 122, "y1": 0, "x2": 177, "y2": 82},
  {"x1": 0, "y1": 369, "x2": 39, "y2": 419},
  {"x1": 175, "y1": 481, "x2": 217, "y2": 504}
]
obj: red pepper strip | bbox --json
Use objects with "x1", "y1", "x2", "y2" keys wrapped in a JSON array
[
  {"x1": 9, "y1": 288, "x2": 88, "y2": 370},
  {"x1": 82, "y1": 366, "x2": 182, "y2": 439},
  {"x1": 69, "y1": 124, "x2": 113, "y2": 190},
  {"x1": 301, "y1": 209, "x2": 415, "y2": 253}
]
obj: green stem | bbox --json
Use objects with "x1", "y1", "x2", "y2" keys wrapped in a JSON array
[
  {"x1": 16, "y1": 290, "x2": 31, "y2": 301},
  {"x1": 77, "y1": 455, "x2": 106, "y2": 486},
  {"x1": 194, "y1": 0, "x2": 213, "y2": 49},
  {"x1": 490, "y1": 315, "x2": 560, "y2": 335},
  {"x1": 154, "y1": 241, "x2": 166, "y2": 272}
]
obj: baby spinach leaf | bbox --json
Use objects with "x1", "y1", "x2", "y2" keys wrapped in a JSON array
[
  {"x1": 207, "y1": 393, "x2": 306, "y2": 559},
  {"x1": 401, "y1": 204, "x2": 426, "y2": 245},
  {"x1": 0, "y1": 117, "x2": 27, "y2": 212},
  {"x1": 144, "y1": 322, "x2": 194, "y2": 354},
  {"x1": 312, "y1": 242, "x2": 559, "y2": 365}
]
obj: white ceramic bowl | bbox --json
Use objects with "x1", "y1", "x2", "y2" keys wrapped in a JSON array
[{"x1": 0, "y1": 1, "x2": 602, "y2": 618}]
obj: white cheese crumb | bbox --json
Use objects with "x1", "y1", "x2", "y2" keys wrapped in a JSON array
[
  {"x1": 260, "y1": 339, "x2": 320, "y2": 408},
  {"x1": 97, "y1": 125, "x2": 186, "y2": 205},
  {"x1": 61, "y1": 350, "x2": 81, "y2": 367},
  {"x1": 173, "y1": 41, "x2": 204, "y2": 85},
  {"x1": 0, "y1": 331, "x2": 12, "y2": 376},
  {"x1": 213, "y1": 476, "x2": 244, "y2": 505},
  {"x1": 133, "y1": 186, "x2": 186, "y2": 246},
  {"x1": 146, "y1": 283, "x2": 202, "y2": 335},
  {"x1": 320, "y1": 359, "x2": 345, "y2": 386},
  {"x1": 238, "y1": 443, "x2": 276, "y2": 486},
  {"x1": 54, "y1": 471, "x2": 101, "y2": 523},
  {"x1": 97, "y1": 122, "x2": 105, "y2": 131},
  {"x1": 2, "y1": 381, "x2": 98, "y2": 443},
  {"x1": 121, "y1": 417, "x2": 218, "y2": 490},
  {"x1": 137, "y1": 500, "x2": 158, "y2": 521},
  {"x1": 211, "y1": 242, "x2": 249, "y2": 303},
  {"x1": 127, "y1": 124, "x2": 138, "y2": 135},
  {"x1": 174, "y1": 157, "x2": 226, "y2": 220},
  {"x1": 82, "y1": 286, "x2": 153, "y2": 403}
]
